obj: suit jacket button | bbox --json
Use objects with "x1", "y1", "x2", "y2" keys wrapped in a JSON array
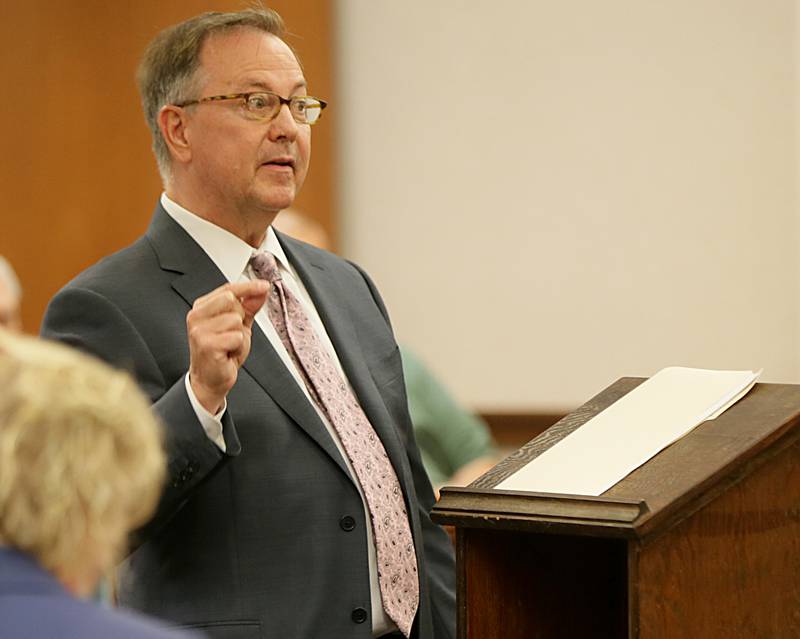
[
  {"x1": 351, "y1": 607, "x2": 368, "y2": 624},
  {"x1": 340, "y1": 516, "x2": 356, "y2": 532}
]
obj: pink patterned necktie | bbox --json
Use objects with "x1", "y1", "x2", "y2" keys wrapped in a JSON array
[{"x1": 250, "y1": 252, "x2": 419, "y2": 637}]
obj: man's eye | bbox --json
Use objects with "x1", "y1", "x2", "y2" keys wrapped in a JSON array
[{"x1": 247, "y1": 95, "x2": 271, "y2": 110}]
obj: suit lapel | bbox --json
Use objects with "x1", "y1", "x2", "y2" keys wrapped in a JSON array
[
  {"x1": 279, "y1": 234, "x2": 412, "y2": 487},
  {"x1": 241, "y1": 325, "x2": 351, "y2": 476},
  {"x1": 146, "y1": 206, "x2": 351, "y2": 477}
]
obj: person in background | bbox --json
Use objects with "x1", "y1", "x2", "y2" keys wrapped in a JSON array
[
  {"x1": 273, "y1": 210, "x2": 500, "y2": 494},
  {"x1": 0, "y1": 331, "x2": 200, "y2": 639},
  {"x1": 400, "y1": 349, "x2": 498, "y2": 493},
  {"x1": 0, "y1": 256, "x2": 22, "y2": 331},
  {"x1": 42, "y1": 8, "x2": 455, "y2": 639}
]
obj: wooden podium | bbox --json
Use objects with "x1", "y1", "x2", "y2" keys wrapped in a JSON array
[{"x1": 432, "y1": 378, "x2": 800, "y2": 638}]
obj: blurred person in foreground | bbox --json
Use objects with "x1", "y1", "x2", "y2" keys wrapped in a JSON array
[
  {"x1": 0, "y1": 256, "x2": 22, "y2": 331},
  {"x1": 0, "y1": 331, "x2": 200, "y2": 639},
  {"x1": 274, "y1": 211, "x2": 499, "y2": 494},
  {"x1": 42, "y1": 7, "x2": 455, "y2": 639}
]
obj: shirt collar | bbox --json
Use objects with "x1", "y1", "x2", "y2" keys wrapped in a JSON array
[{"x1": 161, "y1": 193, "x2": 291, "y2": 282}]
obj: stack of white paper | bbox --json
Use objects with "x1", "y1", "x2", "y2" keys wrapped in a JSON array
[{"x1": 495, "y1": 367, "x2": 761, "y2": 496}]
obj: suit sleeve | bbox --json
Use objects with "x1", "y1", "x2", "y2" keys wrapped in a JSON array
[
  {"x1": 40, "y1": 286, "x2": 239, "y2": 546},
  {"x1": 349, "y1": 262, "x2": 457, "y2": 639}
]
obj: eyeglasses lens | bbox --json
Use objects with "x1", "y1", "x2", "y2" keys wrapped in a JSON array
[{"x1": 244, "y1": 93, "x2": 322, "y2": 124}]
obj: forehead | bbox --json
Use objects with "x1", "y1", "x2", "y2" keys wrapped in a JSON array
[{"x1": 198, "y1": 28, "x2": 306, "y2": 91}]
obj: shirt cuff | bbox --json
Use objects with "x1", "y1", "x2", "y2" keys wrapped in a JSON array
[{"x1": 184, "y1": 373, "x2": 227, "y2": 452}]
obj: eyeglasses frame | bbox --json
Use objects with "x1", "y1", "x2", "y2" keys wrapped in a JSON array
[{"x1": 174, "y1": 91, "x2": 328, "y2": 125}]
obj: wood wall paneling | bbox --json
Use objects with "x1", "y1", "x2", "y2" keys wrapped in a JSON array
[{"x1": 0, "y1": 1, "x2": 334, "y2": 333}]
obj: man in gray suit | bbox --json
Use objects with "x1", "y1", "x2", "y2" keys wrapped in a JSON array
[{"x1": 42, "y1": 8, "x2": 455, "y2": 639}]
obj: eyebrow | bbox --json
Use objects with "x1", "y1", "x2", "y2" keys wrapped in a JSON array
[{"x1": 242, "y1": 79, "x2": 308, "y2": 94}]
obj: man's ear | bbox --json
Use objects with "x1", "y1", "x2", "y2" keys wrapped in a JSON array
[{"x1": 158, "y1": 105, "x2": 192, "y2": 165}]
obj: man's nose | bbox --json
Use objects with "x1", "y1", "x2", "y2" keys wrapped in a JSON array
[{"x1": 268, "y1": 103, "x2": 299, "y2": 141}]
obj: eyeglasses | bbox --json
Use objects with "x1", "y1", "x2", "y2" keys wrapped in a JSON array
[{"x1": 175, "y1": 91, "x2": 327, "y2": 125}]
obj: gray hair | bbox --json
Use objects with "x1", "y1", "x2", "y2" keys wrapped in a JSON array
[
  {"x1": 0, "y1": 256, "x2": 21, "y2": 301},
  {"x1": 136, "y1": 8, "x2": 286, "y2": 183}
]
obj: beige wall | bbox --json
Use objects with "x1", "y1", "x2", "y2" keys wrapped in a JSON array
[{"x1": 337, "y1": 1, "x2": 798, "y2": 411}]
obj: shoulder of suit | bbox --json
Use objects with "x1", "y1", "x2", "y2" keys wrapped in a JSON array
[
  {"x1": 277, "y1": 231, "x2": 358, "y2": 272},
  {"x1": 1, "y1": 590, "x2": 199, "y2": 639},
  {"x1": 58, "y1": 235, "x2": 155, "y2": 294}
]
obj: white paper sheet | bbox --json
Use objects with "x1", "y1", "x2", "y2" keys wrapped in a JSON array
[{"x1": 495, "y1": 367, "x2": 761, "y2": 496}]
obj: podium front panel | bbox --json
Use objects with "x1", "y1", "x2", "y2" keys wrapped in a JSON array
[{"x1": 460, "y1": 529, "x2": 628, "y2": 638}]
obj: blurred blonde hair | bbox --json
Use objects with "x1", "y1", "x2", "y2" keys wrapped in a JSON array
[{"x1": 0, "y1": 331, "x2": 165, "y2": 583}]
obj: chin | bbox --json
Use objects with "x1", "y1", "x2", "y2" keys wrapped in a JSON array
[{"x1": 257, "y1": 191, "x2": 296, "y2": 213}]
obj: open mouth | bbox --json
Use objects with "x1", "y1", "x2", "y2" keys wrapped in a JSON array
[{"x1": 263, "y1": 157, "x2": 295, "y2": 170}]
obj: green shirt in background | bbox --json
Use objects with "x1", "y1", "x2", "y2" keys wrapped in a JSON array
[{"x1": 400, "y1": 346, "x2": 496, "y2": 487}]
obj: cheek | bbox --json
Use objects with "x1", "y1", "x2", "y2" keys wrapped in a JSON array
[
  {"x1": 195, "y1": 121, "x2": 254, "y2": 175},
  {"x1": 297, "y1": 131, "x2": 312, "y2": 179},
  {"x1": 196, "y1": 136, "x2": 232, "y2": 172}
]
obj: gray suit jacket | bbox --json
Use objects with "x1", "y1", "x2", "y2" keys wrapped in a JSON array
[{"x1": 41, "y1": 204, "x2": 456, "y2": 639}]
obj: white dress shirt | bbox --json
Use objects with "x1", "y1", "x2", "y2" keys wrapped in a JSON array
[{"x1": 160, "y1": 193, "x2": 396, "y2": 637}]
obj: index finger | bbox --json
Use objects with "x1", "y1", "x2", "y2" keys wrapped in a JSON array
[{"x1": 193, "y1": 279, "x2": 269, "y2": 314}]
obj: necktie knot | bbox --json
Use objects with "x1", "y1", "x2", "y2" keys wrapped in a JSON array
[{"x1": 250, "y1": 252, "x2": 282, "y2": 284}]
